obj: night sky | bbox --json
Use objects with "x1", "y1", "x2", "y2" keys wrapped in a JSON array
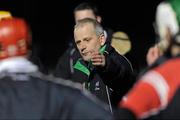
[{"x1": 1, "y1": 0, "x2": 163, "y2": 71}]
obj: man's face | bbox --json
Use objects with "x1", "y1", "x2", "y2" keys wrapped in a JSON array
[
  {"x1": 74, "y1": 23, "x2": 104, "y2": 61},
  {"x1": 74, "y1": 10, "x2": 99, "y2": 23}
]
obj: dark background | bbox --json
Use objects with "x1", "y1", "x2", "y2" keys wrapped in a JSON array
[{"x1": 0, "y1": 0, "x2": 163, "y2": 71}]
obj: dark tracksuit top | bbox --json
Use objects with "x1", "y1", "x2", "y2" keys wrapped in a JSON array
[
  {"x1": 73, "y1": 43, "x2": 134, "y2": 112},
  {"x1": 0, "y1": 57, "x2": 113, "y2": 120}
]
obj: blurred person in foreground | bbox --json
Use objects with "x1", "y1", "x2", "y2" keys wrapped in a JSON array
[
  {"x1": 115, "y1": 0, "x2": 180, "y2": 119},
  {"x1": 0, "y1": 16, "x2": 114, "y2": 119},
  {"x1": 0, "y1": 10, "x2": 48, "y2": 74}
]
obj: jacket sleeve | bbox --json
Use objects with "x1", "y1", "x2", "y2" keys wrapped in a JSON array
[
  {"x1": 119, "y1": 61, "x2": 180, "y2": 119},
  {"x1": 97, "y1": 45, "x2": 135, "y2": 91}
]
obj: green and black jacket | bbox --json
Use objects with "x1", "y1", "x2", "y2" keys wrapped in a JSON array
[{"x1": 73, "y1": 42, "x2": 134, "y2": 107}]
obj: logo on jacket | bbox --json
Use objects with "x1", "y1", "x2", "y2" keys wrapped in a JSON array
[{"x1": 95, "y1": 81, "x2": 100, "y2": 91}]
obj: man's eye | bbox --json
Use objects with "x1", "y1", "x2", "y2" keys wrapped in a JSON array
[
  {"x1": 85, "y1": 38, "x2": 91, "y2": 42},
  {"x1": 76, "y1": 41, "x2": 80, "y2": 45}
]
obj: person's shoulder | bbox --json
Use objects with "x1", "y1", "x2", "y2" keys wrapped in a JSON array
[
  {"x1": 104, "y1": 27, "x2": 114, "y2": 34},
  {"x1": 30, "y1": 72, "x2": 82, "y2": 90},
  {"x1": 105, "y1": 42, "x2": 123, "y2": 56},
  {"x1": 31, "y1": 73, "x2": 95, "y2": 98},
  {"x1": 41, "y1": 74, "x2": 109, "y2": 105},
  {"x1": 155, "y1": 56, "x2": 180, "y2": 72}
]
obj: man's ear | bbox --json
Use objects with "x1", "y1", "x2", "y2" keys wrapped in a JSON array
[
  {"x1": 96, "y1": 16, "x2": 102, "y2": 23},
  {"x1": 99, "y1": 34, "x2": 106, "y2": 46}
]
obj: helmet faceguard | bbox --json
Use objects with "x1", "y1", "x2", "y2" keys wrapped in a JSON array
[
  {"x1": 0, "y1": 17, "x2": 30, "y2": 60},
  {"x1": 156, "y1": 0, "x2": 180, "y2": 53}
]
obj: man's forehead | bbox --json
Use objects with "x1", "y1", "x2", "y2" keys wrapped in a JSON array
[
  {"x1": 74, "y1": 24, "x2": 95, "y2": 39},
  {"x1": 75, "y1": 23, "x2": 94, "y2": 33}
]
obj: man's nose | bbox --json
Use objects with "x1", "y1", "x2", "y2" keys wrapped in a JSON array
[{"x1": 80, "y1": 44, "x2": 86, "y2": 52}]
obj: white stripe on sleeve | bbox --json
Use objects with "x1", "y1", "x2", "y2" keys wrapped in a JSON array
[{"x1": 141, "y1": 70, "x2": 170, "y2": 108}]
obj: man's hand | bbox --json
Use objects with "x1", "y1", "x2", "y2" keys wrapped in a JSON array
[
  {"x1": 146, "y1": 45, "x2": 161, "y2": 66},
  {"x1": 91, "y1": 51, "x2": 106, "y2": 67}
]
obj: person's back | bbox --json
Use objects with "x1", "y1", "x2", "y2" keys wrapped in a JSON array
[
  {"x1": 146, "y1": 57, "x2": 180, "y2": 119},
  {"x1": 0, "y1": 70, "x2": 113, "y2": 119},
  {"x1": 0, "y1": 16, "x2": 114, "y2": 120},
  {"x1": 116, "y1": 55, "x2": 180, "y2": 119}
]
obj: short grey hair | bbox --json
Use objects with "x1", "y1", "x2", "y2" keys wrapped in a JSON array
[{"x1": 74, "y1": 18, "x2": 104, "y2": 36}]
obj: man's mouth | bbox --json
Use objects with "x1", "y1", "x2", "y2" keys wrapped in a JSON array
[
  {"x1": 82, "y1": 50, "x2": 93, "y2": 56},
  {"x1": 82, "y1": 52, "x2": 89, "y2": 56}
]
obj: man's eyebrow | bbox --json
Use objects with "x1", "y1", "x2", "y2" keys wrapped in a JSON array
[{"x1": 75, "y1": 39, "x2": 81, "y2": 43}]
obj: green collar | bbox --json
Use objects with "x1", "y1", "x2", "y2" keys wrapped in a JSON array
[
  {"x1": 73, "y1": 44, "x2": 107, "y2": 76},
  {"x1": 74, "y1": 59, "x2": 90, "y2": 76},
  {"x1": 99, "y1": 44, "x2": 107, "y2": 54}
]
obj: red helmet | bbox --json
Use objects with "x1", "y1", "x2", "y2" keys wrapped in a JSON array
[{"x1": 0, "y1": 17, "x2": 30, "y2": 60}]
